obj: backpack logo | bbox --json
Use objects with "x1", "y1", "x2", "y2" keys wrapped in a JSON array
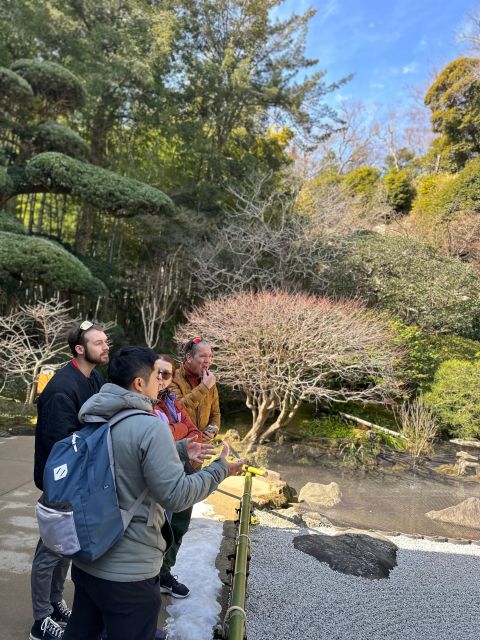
[{"x1": 53, "y1": 464, "x2": 68, "y2": 481}]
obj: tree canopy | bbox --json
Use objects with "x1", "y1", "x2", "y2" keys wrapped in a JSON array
[{"x1": 325, "y1": 233, "x2": 480, "y2": 338}]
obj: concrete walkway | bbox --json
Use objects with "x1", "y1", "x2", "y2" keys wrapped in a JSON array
[
  {"x1": 0, "y1": 435, "x2": 74, "y2": 640},
  {"x1": 0, "y1": 435, "x2": 237, "y2": 640}
]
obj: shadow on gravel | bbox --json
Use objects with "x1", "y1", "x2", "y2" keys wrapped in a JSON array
[{"x1": 293, "y1": 532, "x2": 398, "y2": 579}]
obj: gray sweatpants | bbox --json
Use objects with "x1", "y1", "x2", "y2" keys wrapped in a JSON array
[{"x1": 31, "y1": 538, "x2": 70, "y2": 621}]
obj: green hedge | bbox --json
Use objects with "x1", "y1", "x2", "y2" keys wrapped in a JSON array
[
  {"x1": 10, "y1": 59, "x2": 86, "y2": 113},
  {"x1": 34, "y1": 121, "x2": 89, "y2": 160},
  {"x1": 0, "y1": 210, "x2": 25, "y2": 234},
  {"x1": 0, "y1": 230, "x2": 106, "y2": 296},
  {"x1": 424, "y1": 359, "x2": 480, "y2": 438},
  {"x1": 326, "y1": 233, "x2": 480, "y2": 338},
  {"x1": 0, "y1": 67, "x2": 33, "y2": 107},
  {"x1": 26, "y1": 152, "x2": 175, "y2": 218}
]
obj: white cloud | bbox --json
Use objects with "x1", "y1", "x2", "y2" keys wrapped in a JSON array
[{"x1": 402, "y1": 62, "x2": 418, "y2": 75}]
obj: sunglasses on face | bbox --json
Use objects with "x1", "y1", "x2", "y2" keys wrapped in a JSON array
[{"x1": 157, "y1": 370, "x2": 173, "y2": 380}]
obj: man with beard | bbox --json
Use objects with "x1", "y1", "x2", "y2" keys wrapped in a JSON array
[{"x1": 30, "y1": 321, "x2": 109, "y2": 640}]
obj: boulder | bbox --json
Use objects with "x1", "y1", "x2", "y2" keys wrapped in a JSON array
[
  {"x1": 293, "y1": 532, "x2": 397, "y2": 579},
  {"x1": 298, "y1": 481, "x2": 342, "y2": 508},
  {"x1": 426, "y1": 497, "x2": 480, "y2": 528},
  {"x1": 292, "y1": 444, "x2": 324, "y2": 460},
  {"x1": 456, "y1": 451, "x2": 478, "y2": 461},
  {"x1": 300, "y1": 511, "x2": 333, "y2": 528},
  {"x1": 450, "y1": 438, "x2": 480, "y2": 449},
  {"x1": 217, "y1": 474, "x2": 294, "y2": 509},
  {"x1": 223, "y1": 429, "x2": 241, "y2": 443}
]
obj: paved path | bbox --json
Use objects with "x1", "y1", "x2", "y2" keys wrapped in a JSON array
[{"x1": 0, "y1": 435, "x2": 74, "y2": 640}]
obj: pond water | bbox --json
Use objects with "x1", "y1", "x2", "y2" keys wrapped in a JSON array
[
  {"x1": 267, "y1": 453, "x2": 480, "y2": 540},
  {"x1": 223, "y1": 408, "x2": 480, "y2": 541}
]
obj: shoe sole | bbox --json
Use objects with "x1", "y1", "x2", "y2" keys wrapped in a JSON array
[{"x1": 159, "y1": 586, "x2": 190, "y2": 598}]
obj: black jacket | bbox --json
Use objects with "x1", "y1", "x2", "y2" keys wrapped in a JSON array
[{"x1": 34, "y1": 362, "x2": 104, "y2": 489}]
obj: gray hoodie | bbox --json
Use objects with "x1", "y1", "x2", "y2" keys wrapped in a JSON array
[{"x1": 73, "y1": 382, "x2": 228, "y2": 582}]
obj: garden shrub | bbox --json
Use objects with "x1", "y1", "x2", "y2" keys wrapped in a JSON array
[
  {"x1": 325, "y1": 232, "x2": 480, "y2": 338},
  {"x1": 10, "y1": 59, "x2": 86, "y2": 112},
  {"x1": 390, "y1": 320, "x2": 480, "y2": 390},
  {"x1": 33, "y1": 121, "x2": 89, "y2": 160},
  {"x1": 424, "y1": 359, "x2": 480, "y2": 438},
  {"x1": 0, "y1": 230, "x2": 106, "y2": 296}
]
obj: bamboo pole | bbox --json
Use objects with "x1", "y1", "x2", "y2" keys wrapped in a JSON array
[{"x1": 338, "y1": 411, "x2": 408, "y2": 440}]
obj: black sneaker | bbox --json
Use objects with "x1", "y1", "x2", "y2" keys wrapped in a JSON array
[
  {"x1": 159, "y1": 573, "x2": 190, "y2": 598},
  {"x1": 50, "y1": 600, "x2": 71, "y2": 627},
  {"x1": 29, "y1": 616, "x2": 64, "y2": 639}
]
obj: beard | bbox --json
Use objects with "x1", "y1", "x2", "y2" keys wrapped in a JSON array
[{"x1": 84, "y1": 344, "x2": 109, "y2": 365}]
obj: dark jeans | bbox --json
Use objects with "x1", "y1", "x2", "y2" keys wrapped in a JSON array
[
  {"x1": 63, "y1": 565, "x2": 161, "y2": 640},
  {"x1": 160, "y1": 506, "x2": 193, "y2": 577},
  {"x1": 31, "y1": 538, "x2": 70, "y2": 620}
]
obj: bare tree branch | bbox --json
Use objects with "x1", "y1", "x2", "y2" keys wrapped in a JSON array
[{"x1": 175, "y1": 291, "x2": 402, "y2": 444}]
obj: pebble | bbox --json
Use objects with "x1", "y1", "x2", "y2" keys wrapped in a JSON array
[{"x1": 246, "y1": 510, "x2": 480, "y2": 640}]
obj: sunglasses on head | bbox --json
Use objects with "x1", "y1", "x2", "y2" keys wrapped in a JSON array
[
  {"x1": 157, "y1": 370, "x2": 173, "y2": 380},
  {"x1": 192, "y1": 337, "x2": 202, "y2": 344},
  {"x1": 74, "y1": 320, "x2": 94, "y2": 347}
]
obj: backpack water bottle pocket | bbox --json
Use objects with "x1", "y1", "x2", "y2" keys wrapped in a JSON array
[{"x1": 36, "y1": 497, "x2": 81, "y2": 556}]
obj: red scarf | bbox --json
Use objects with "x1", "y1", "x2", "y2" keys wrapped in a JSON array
[{"x1": 183, "y1": 363, "x2": 201, "y2": 389}]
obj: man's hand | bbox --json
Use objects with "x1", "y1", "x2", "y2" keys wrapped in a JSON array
[
  {"x1": 185, "y1": 436, "x2": 216, "y2": 464},
  {"x1": 202, "y1": 369, "x2": 216, "y2": 389},
  {"x1": 219, "y1": 442, "x2": 247, "y2": 476},
  {"x1": 202, "y1": 429, "x2": 216, "y2": 443}
]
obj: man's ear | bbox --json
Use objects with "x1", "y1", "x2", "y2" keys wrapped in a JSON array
[
  {"x1": 131, "y1": 377, "x2": 144, "y2": 394},
  {"x1": 185, "y1": 353, "x2": 193, "y2": 363},
  {"x1": 75, "y1": 344, "x2": 84, "y2": 358}
]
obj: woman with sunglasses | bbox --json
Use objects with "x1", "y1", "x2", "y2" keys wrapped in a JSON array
[{"x1": 153, "y1": 354, "x2": 202, "y2": 599}]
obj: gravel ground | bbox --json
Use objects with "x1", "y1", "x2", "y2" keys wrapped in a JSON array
[{"x1": 246, "y1": 510, "x2": 480, "y2": 640}]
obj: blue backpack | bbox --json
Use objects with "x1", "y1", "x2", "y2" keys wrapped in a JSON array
[{"x1": 36, "y1": 409, "x2": 152, "y2": 562}]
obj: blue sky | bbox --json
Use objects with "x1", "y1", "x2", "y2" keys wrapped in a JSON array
[{"x1": 274, "y1": 0, "x2": 479, "y2": 117}]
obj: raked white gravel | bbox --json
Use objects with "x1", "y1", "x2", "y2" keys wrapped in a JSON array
[{"x1": 246, "y1": 510, "x2": 480, "y2": 640}]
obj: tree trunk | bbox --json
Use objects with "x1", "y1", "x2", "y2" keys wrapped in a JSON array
[
  {"x1": 258, "y1": 396, "x2": 302, "y2": 443},
  {"x1": 242, "y1": 392, "x2": 276, "y2": 443}
]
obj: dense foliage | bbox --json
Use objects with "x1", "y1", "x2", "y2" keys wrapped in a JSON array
[
  {"x1": 325, "y1": 233, "x2": 480, "y2": 338},
  {"x1": 424, "y1": 359, "x2": 480, "y2": 438}
]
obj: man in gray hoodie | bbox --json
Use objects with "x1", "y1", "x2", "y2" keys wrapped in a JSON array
[{"x1": 63, "y1": 346, "x2": 244, "y2": 640}]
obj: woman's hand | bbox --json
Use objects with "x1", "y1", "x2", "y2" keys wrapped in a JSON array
[{"x1": 185, "y1": 436, "x2": 216, "y2": 464}]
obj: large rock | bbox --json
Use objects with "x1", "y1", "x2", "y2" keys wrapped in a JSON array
[
  {"x1": 426, "y1": 497, "x2": 480, "y2": 528},
  {"x1": 293, "y1": 532, "x2": 397, "y2": 579},
  {"x1": 298, "y1": 481, "x2": 342, "y2": 508},
  {"x1": 292, "y1": 444, "x2": 324, "y2": 460},
  {"x1": 218, "y1": 474, "x2": 294, "y2": 509},
  {"x1": 450, "y1": 438, "x2": 480, "y2": 449},
  {"x1": 456, "y1": 451, "x2": 478, "y2": 461}
]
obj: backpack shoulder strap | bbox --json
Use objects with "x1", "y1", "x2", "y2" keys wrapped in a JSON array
[
  {"x1": 82, "y1": 409, "x2": 152, "y2": 427},
  {"x1": 108, "y1": 409, "x2": 153, "y2": 427}
]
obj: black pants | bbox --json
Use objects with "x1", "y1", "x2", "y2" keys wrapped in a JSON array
[
  {"x1": 160, "y1": 506, "x2": 193, "y2": 577},
  {"x1": 64, "y1": 565, "x2": 161, "y2": 640}
]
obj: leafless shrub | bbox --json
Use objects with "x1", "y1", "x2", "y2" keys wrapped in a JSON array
[
  {"x1": 0, "y1": 299, "x2": 77, "y2": 403},
  {"x1": 175, "y1": 291, "x2": 402, "y2": 444},
  {"x1": 399, "y1": 396, "x2": 439, "y2": 463}
]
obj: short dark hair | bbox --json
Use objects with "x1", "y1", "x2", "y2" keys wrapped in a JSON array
[
  {"x1": 67, "y1": 322, "x2": 104, "y2": 357},
  {"x1": 108, "y1": 346, "x2": 158, "y2": 389},
  {"x1": 157, "y1": 354, "x2": 176, "y2": 377}
]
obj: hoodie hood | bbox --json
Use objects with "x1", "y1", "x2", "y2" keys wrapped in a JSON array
[{"x1": 78, "y1": 382, "x2": 154, "y2": 423}]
